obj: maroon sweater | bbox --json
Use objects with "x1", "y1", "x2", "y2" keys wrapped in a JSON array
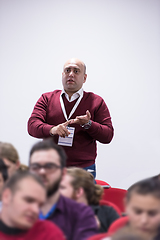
[
  {"x1": 28, "y1": 90, "x2": 114, "y2": 167},
  {"x1": 0, "y1": 219, "x2": 65, "y2": 240}
]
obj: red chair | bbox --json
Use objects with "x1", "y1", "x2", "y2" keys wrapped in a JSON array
[
  {"x1": 87, "y1": 232, "x2": 109, "y2": 240},
  {"x1": 88, "y1": 216, "x2": 129, "y2": 240},
  {"x1": 102, "y1": 187, "x2": 127, "y2": 214},
  {"x1": 95, "y1": 179, "x2": 111, "y2": 188},
  {"x1": 99, "y1": 199, "x2": 122, "y2": 216},
  {"x1": 107, "y1": 216, "x2": 129, "y2": 235}
]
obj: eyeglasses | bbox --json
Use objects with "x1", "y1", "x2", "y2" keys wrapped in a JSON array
[{"x1": 29, "y1": 163, "x2": 62, "y2": 173}]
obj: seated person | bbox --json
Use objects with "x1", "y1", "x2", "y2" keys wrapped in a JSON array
[
  {"x1": 0, "y1": 142, "x2": 28, "y2": 177},
  {"x1": 110, "y1": 226, "x2": 152, "y2": 240},
  {"x1": 88, "y1": 176, "x2": 160, "y2": 240},
  {"x1": 60, "y1": 167, "x2": 120, "y2": 232},
  {"x1": 0, "y1": 171, "x2": 65, "y2": 239},
  {"x1": 0, "y1": 158, "x2": 8, "y2": 210},
  {"x1": 98, "y1": 227, "x2": 149, "y2": 240},
  {"x1": 29, "y1": 139, "x2": 98, "y2": 240}
]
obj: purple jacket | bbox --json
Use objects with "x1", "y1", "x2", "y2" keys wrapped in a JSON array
[{"x1": 47, "y1": 195, "x2": 98, "y2": 240}]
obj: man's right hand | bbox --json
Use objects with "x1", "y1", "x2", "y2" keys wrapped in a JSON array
[{"x1": 50, "y1": 120, "x2": 73, "y2": 138}]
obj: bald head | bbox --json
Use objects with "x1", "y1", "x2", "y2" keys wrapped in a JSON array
[
  {"x1": 63, "y1": 58, "x2": 86, "y2": 74},
  {"x1": 62, "y1": 58, "x2": 87, "y2": 97}
]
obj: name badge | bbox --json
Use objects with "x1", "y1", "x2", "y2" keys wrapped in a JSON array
[{"x1": 58, "y1": 127, "x2": 75, "y2": 147}]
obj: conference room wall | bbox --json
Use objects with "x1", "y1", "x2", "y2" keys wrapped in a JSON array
[{"x1": 0, "y1": 0, "x2": 160, "y2": 189}]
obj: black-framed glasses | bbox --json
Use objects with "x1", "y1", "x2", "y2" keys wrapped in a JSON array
[{"x1": 29, "y1": 162, "x2": 62, "y2": 173}]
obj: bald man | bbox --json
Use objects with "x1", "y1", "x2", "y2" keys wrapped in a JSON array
[{"x1": 28, "y1": 58, "x2": 114, "y2": 177}]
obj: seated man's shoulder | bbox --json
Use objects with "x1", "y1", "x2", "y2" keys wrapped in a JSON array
[
  {"x1": 29, "y1": 219, "x2": 65, "y2": 239},
  {"x1": 60, "y1": 195, "x2": 94, "y2": 216}
]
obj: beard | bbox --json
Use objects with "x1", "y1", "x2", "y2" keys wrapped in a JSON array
[{"x1": 47, "y1": 174, "x2": 63, "y2": 198}]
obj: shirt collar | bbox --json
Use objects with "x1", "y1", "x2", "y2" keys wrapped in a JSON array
[
  {"x1": 61, "y1": 88, "x2": 83, "y2": 102},
  {"x1": 0, "y1": 219, "x2": 27, "y2": 235}
]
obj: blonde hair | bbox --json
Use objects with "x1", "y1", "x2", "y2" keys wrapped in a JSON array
[
  {"x1": 66, "y1": 167, "x2": 103, "y2": 205},
  {"x1": 0, "y1": 142, "x2": 19, "y2": 164}
]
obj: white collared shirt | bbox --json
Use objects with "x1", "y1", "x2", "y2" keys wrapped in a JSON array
[{"x1": 61, "y1": 88, "x2": 83, "y2": 102}]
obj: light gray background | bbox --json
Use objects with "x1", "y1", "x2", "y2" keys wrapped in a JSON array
[{"x1": 1, "y1": 0, "x2": 160, "y2": 189}]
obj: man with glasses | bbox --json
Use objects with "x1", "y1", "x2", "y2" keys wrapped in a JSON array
[
  {"x1": 29, "y1": 139, "x2": 98, "y2": 240},
  {"x1": 28, "y1": 58, "x2": 114, "y2": 178}
]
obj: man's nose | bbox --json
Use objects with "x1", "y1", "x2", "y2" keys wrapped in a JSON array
[
  {"x1": 69, "y1": 70, "x2": 74, "y2": 76},
  {"x1": 31, "y1": 203, "x2": 40, "y2": 215},
  {"x1": 38, "y1": 168, "x2": 46, "y2": 175},
  {"x1": 140, "y1": 213, "x2": 149, "y2": 225}
]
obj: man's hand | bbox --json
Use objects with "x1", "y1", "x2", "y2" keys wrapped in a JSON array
[
  {"x1": 73, "y1": 110, "x2": 91, "y2": 125},
  {"x1": 50, "y1": 120, "x2": 73, "y2": 138}
]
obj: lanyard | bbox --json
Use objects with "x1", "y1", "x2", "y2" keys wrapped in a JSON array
[{"x1": 60, "y1": 91, "x2": 83, "y2": 121}]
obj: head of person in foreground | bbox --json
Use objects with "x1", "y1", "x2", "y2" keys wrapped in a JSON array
[
  {"x1": 60, "y1": 167, "x2": 103, "y2": 205},
  {"x1": 124, "y1": 176, "x2": 160, "y2": 239},
  {"x1": 29, "y1": 138, "x2": 67, "y2": 198},
  {"x1": 0, "y1": 171, "x2": 46, "y2": 230}
]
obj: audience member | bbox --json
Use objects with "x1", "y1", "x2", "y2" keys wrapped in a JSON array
[
  {"x1": 28, "y1": 58, "x2": 114, "y2": 177},
  {"x1": 88, "y1": 176, "x2": 160, "y2": 240},
  {"x1": 0, "y1": 142, "x2": 28, "y2": 177},
  {"x1": 60, "y1": 167, "x2": 120, "y2": 233},
  {"x1": 0, "y1": 171, "x2": 65, "y2": 239},
  {"x1": 95, "y1": 227, "x2": 149, "y2": 240},
  {"x1": 0, "y1": 158, "x2": 8, "y2": 209},
  {"x1": 110, "y1": 227, "x2": 151, "y2": 240},
  {"x1": 29, "y1": 138, "x2": 98, "y2": 240}
]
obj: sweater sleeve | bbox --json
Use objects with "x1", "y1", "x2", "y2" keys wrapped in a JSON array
[
  {"x1": 86, "y1": 98, "x2": 114, "y2": 144},
  {"x1": 27, "y1": 93, "x2": 54, "y2": 138}
]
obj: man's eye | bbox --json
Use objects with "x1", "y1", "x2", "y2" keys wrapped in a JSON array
[
  {"x1": 135, "y1": 210, "x2": 142, "y2": 214},
  {"x1": 31, "y1": 165, "x2": 39, "y2": 170},
  {"x1": 45, "y1": 164, "x2": 55, "y2": 169},
  {"x1": 25, "y1": 197, "x2": 34, "y2": 203},
  {"x1": 148, "y1": 211, "x2": 158, "y2": 217},
  {"x1": 74, "y1": 69, "x2": 79, "y2": 74},
  {"x1": 65, "y1": 69, "x2": 70, "y2": 73}
]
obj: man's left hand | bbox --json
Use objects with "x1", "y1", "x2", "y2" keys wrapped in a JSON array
[{"x1": 72, "y1": 110, "x2": 91, "y2": 125}]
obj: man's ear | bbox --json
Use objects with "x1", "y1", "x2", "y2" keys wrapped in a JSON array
[
  {"x1": 62, "y1": 167, "x2": 67, "y2": 179},
  {"x1": 16, "y1": 161, "x2": 20, "y2": 170},
  {"x1": 75, "y1": 187, "x2": 84, "y2": 200},
  {"x1": 124, "y1": 197, "x2": 129, "y2": 214},
  {"x1": 83, "y1": 74, "x2": 87, "y2": 83},
  {"x1": 2, "y1": 188, "x2": 12, "y2": 205}
]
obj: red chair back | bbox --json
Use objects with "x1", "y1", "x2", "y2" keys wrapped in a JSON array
[
  {"x1": 95, "y1": 179, "x2": 111, "y2": 188},
  {"x1": 102, "y1": 187, "x2": 127, "y2": 213}
]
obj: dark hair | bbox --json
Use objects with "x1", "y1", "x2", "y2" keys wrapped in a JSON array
[
  {"x1": 3, "y1": 171, "x2": 45, "y2": 194},
  {"x1": 126, "y1": 176, "x2": 160, "y2": 202},
  {"x1": 0, "y1": 158, "x2": 8, "y2": 182},
  {"x1": 29, "y1": 138, "x2": 67, "y2": 168},
  {"x1": 66, "y1": 167, "x2": 103, "y2": 205}
]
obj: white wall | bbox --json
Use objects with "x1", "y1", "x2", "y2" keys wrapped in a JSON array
[{"x1": 0, "y1": 0, "x2": 160, "y2": 189}]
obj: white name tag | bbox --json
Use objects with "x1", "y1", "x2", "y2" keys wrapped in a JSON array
[{"x1": 58, "y1": 127, "x2": 75, "y2": 147}]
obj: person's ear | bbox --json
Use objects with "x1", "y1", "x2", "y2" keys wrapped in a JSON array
[
  {"x1": 2, "y1": 188, "x2": 12, "y2": 205},
  {"x1": 124, "y1": 197, "x2": 130, "y2": 214},
  {"x1": 75, "y1": 187, "x2": 84, "y2": 199},
  {"x1": 16, "y1": 161, "x2": 20, "y2": 170},
  {"x1": 62, "y1": 167, "x2": 67, "y2": 178},
  {"x1": 83, "y1": 74, "x2": 87, "y2": 83}
]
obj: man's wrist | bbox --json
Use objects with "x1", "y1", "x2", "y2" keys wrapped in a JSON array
[
  {"x1": 81, "y1": 120, "x2": 92, "y2": 129},
  {"x1": 49, "y1": 127, "x2": 54, "y2": 136}
]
